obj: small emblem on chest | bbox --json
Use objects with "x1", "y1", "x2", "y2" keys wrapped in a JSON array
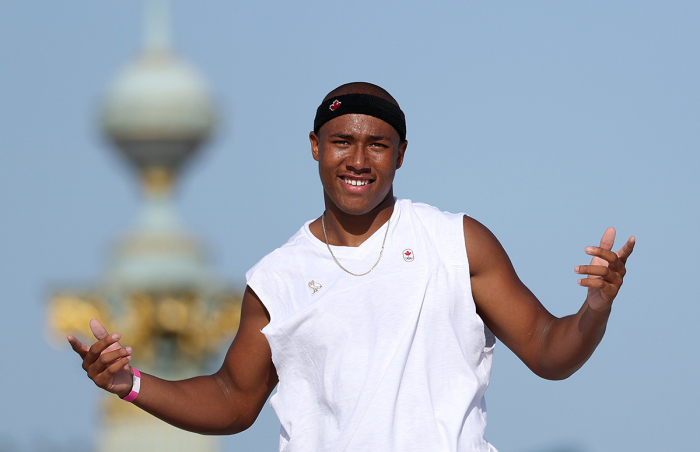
[
  {"x1": 308, "y1": 280, "x2": 322, "y2": 295},
  {"x1": 402, "y1": 249, "x2": 415, "y2": 262}
]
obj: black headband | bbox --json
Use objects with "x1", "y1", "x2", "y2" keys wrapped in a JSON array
[{"x1": 313, "y1": 93, "x2": 406, "y2": 142}]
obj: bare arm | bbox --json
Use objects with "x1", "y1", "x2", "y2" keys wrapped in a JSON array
[
  {"x1": 68, "y1": 286, "x2": 277, "y2": 434},
  {"x1": 465, "y1": 216, "x2": 635, "y2": 380}
]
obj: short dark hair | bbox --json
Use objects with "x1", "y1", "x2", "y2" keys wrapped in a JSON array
[{"x1": 322, "y1": 82, "x2": 400, "y2": 107}]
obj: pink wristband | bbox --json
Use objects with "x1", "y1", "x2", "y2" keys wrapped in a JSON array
[{"x1": 123, "y1": 368, "x2": 141, "y2": 403}]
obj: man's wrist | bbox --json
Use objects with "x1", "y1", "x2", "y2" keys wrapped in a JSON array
[{"x1": 121, "y1": 368, "x2": 141, "y2": 402}]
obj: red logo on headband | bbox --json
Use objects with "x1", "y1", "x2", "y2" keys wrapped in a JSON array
[{"x1": 329, "y1": 100, "x2": 341, "y2": 111}]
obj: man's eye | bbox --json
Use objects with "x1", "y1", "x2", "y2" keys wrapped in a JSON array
[{"x1": 333, "y1": 140, "x2": 350, "y2": 145}]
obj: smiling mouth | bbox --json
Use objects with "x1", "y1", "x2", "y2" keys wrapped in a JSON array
[{"x1": 341, "y1": 177, "x2": 373, "y2": 186}]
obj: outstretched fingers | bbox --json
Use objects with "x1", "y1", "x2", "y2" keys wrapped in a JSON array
[
  {"x1": 598, "y1": 227, "x2": 616, "y2": 251},
  {"x1": 575, "y1": 265, "x2": 622, "y2": 285},
  {"x1": 585, "y1": 233, "x2": 635, "y2": 275},
  {"x1": 575, "y1": 266, "x2": 621, "y2": 296},
  {"x1": 83, "y1": 333, "x2": 122, "y2": 371},
  {"x1": 90, "y1": 351, "x2": 132, "y2": 387},
  {"x1": 90, "y1": 318, "x2": 110, "y2": 340},
  {"x1": 585, "y1": 246, "x2": 625, "y2": 274},
  {"x1": 67, "y1": 335, "x2": 89, "y2": 359},
  {"x1": 576, "y1": 228, "x2": 636, "y2": 311},
  {"x1": 616, "y1": 236, "x2": 636, "y2": 264},
  {"x1": 69, "y1": 320, "x2": 135, "y2": 396}
]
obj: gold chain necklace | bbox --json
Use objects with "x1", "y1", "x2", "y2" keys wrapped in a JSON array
[{"x1": 321, "y1": 212, "x2": 390, "y2": 277}]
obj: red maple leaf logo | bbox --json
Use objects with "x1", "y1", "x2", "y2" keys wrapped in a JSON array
[
  {"x1": 405, "y1": 251, "x2": 412, "y2": 256},
  {"x1": 329, "y1": 99, "x2": 341, "y2": 111}
]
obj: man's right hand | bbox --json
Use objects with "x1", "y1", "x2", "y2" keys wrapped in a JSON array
[
  {"x1": 65, "y1": 288, "x2": 277, "y2": 435},
  {"x1": 67, "y1": 318, "x2": 133, "y2": 398}
]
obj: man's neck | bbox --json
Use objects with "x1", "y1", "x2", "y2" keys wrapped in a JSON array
[{"x1": 312, "y1": 193, "x2": 395, "y2": 247}]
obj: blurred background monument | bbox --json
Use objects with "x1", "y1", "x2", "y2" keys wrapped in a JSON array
[{"x1": 46, "y1": 1, "x2": 240, "y2": 450}]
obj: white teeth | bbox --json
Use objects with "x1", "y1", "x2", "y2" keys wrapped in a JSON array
[{"x1": 344, "y1": 178, "x2": 369, "y2": 186}]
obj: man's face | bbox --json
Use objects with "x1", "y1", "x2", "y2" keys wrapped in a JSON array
[{"x1": 310, "y1": 113, "x2": 407, "y2": 216}]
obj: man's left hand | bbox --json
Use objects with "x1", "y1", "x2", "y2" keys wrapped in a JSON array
[{"x1": 575, "y1": 227, "x2": 636, "y2": 312}]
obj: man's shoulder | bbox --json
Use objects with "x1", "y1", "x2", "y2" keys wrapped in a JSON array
[
  {"x1": 398, "y1": 199, "x2": 467, "y2": 229},
  {"x1": 246, "y1": 222, "x2": 316, "y2": 275},
  {"x1": 396, "y1": 199, "x2": 470, "y2": 266}
]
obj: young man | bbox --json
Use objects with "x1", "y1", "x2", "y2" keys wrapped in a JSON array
[{"x1": 69, "y1": 82, "x2": 635, "y2": 451}]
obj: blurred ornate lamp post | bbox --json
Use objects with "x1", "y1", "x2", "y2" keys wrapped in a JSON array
[{"x1": 47, "y1": 1, "x2": 239, "y2": 450}]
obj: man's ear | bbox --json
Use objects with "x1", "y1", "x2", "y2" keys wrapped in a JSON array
[
  {"x1": 310, "y1": 131, "x2": 320, "y2": 161},
  {"x1": 395, "y1": 140, "x2": 408, "y2": 169}
]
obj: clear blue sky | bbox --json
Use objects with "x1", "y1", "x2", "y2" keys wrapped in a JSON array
[{"x1": 1, "y1": 1, "x2": 697, "y2": 450}]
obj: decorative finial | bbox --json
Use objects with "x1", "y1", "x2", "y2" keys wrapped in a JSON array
[
  {"x1": 100, "y1": 0, "x2": 216, "y2": 175},
  {"x1": 144, "y1": 0, "x2": 171, "y2": 51}
]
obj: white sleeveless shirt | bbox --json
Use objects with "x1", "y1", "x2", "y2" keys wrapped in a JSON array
[{"x1": 246, "y1": 199, "x2": 497, "y2": 451}]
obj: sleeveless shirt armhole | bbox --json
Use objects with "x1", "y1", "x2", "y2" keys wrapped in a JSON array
[
  {"x1": 408, "y1": 202, "x2": 469, "y2": 268},
  {"x1": 440, "y1": 211, "x2": 471, "y2": 268},
  {"x1": 456, "y1": 213, "x2": 470, "y2": 267},
  {"x1": 245, "y1": 261, "x2": 282, "y2": 327}
]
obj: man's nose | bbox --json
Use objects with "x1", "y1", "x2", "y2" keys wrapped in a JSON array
[{"x1": 346, "y1": 144, "x2": 369, "y2": 172}]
